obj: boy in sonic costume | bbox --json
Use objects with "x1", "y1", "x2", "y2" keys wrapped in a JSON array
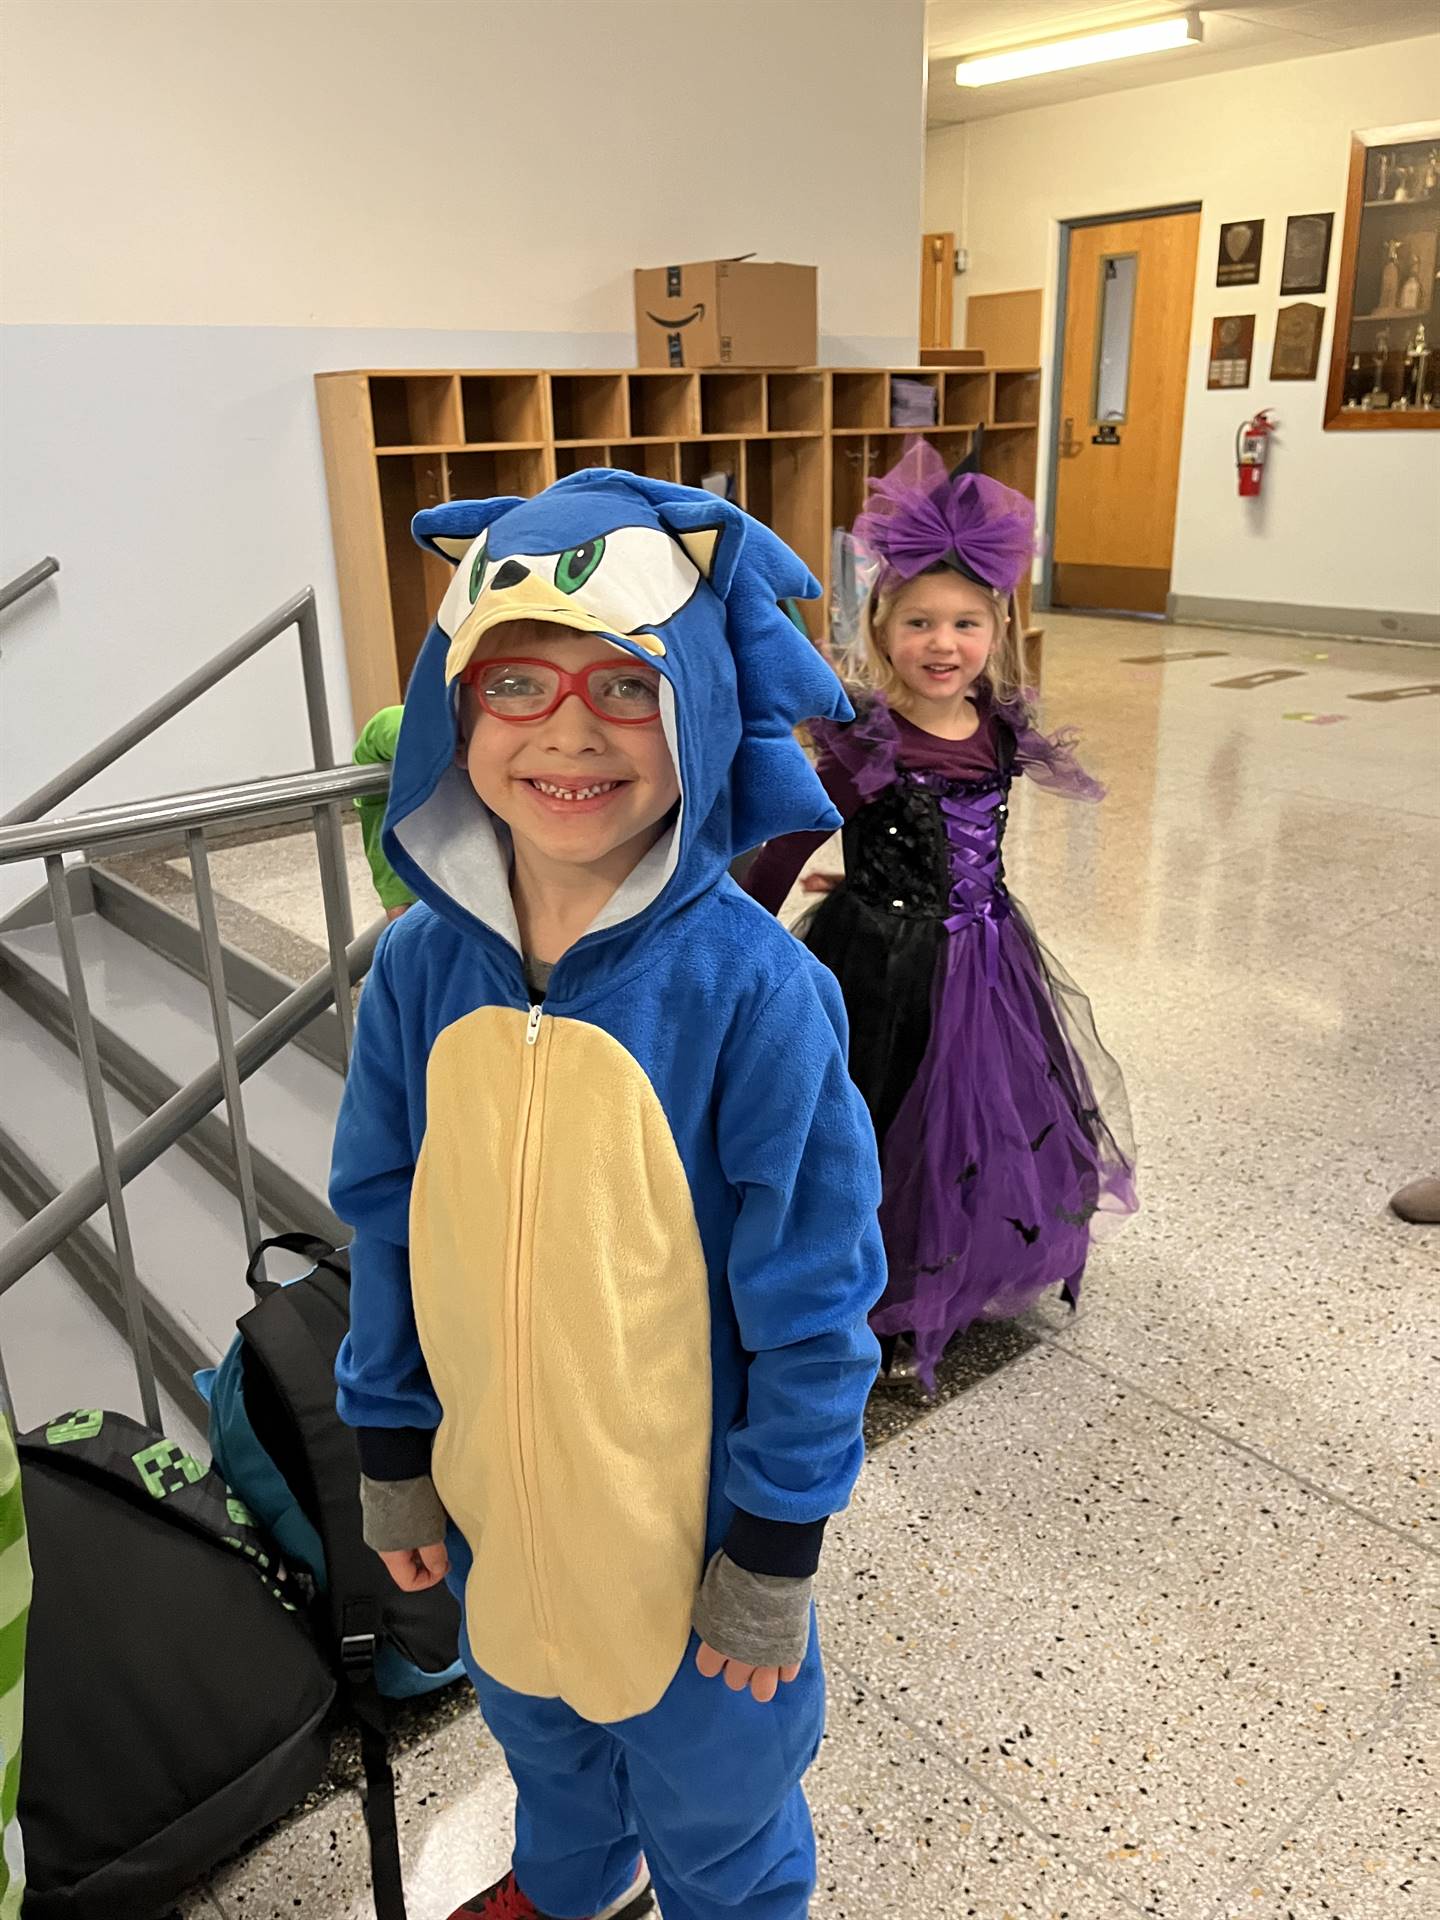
[{"x1": 331, "y1": 470, "x2": 885, "y2": 1920}]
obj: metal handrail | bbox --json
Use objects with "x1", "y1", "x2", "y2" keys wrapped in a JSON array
[
  {"x1": 0, "y1": 584, "x2": 380, "y2": 1425},
  {"x1": 0, "y1": 762, "x2": 388, "y2": 863},
  {"x1": 0, "y1": 918, "x2": 384, "y2": 1299},
  {"x1": 2, "y1": 586, "x2": 333, "y2": 827},
  {"x1": 0, "y1": 753, "x2": 391, "y2": 1423},
  {"x1": 0, "y1": 556, "x2": 59, "y2": 615}
]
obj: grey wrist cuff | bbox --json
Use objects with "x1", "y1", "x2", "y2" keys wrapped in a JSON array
[
  {"x1": 692, "y1": 1550, "x2": 813, "y2": 1669},
  {"x1": 359, "y1": 1472, "x2": 448, "y2": 1554}
]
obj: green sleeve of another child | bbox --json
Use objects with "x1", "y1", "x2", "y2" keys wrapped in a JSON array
[
  {"x1": 353, "y1": 707, "x2": 416, "y2": 911},
  {"x1": 0, "y1": 1420, "x2": 31, "y2": 1920}
]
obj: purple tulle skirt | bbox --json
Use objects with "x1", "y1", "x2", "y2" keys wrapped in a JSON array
[
  {"x1": 802, "y1": 881, "x2": 1136, "y2": 1388},
  {"x1": 868, "y1": 897, "x2": 1135, "y2": 1382}
]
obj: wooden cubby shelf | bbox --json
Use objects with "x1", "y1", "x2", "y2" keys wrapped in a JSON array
[{"x1": 316, "y1": 364, "x2": 1042, "y2": 717}]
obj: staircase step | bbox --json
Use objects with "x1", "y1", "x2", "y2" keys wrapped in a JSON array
[
  {"x1": 0, "y1": 1193, "x2": 209, "y2": 1451},
  {"x1": 0, "y1": 912, "x2": 342, "y2": 1233},
  {"x1": 92, "y1": 865, "x2": 348, "y2": 1072},
  {"x1": 0, "y1": 1002, "x2": 258, "y2": 1366}
]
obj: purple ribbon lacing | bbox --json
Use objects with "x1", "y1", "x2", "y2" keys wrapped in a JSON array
[{"x1": 934, "y1": 783, "x2": 1010, "y2": 983}]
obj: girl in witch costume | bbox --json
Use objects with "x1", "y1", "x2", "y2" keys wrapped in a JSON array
[{"x1": 743, "y1": 442, "x2": 1137, "y2": 1388}]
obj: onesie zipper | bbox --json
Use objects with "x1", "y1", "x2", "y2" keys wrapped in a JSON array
[{"x1": 507, "y1": 1004, "x2": 554, "y2": 1652}]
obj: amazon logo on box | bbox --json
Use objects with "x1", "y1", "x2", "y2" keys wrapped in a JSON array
[{"x1": 633, "y1": 258, "x2": 817, "y2": 368}]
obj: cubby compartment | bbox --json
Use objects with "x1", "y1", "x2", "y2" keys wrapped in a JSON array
[
  {"x1": 446, "y1": 446, "x2": 548, "y2": 501},
  {"x1": 888, "y1": 372, "x2": 940, "y2": 429},
  {"x1": 830, "y1": 436, "x2": 876, "y2": 533},
  {"x1": 942, "y1": 371, "x2": 992, "y2": 429},
  {"x1": 700, "y1": 373, "x2": 765, "y2": 436},
  {"x1": 549, "y1": 374, "x2": 627, "y2": 442},
  {"x1": 679, "y1": 439, "x2": 740, "y2": 498},
  {"x1": 460, "y1": 374, "x2": 546, "y2": 444},
  {"x1": 628, "y1": 373, "x2": 699, "y2": 438},
  {"x1": 370, "y1": 375, "x2": 461, "y2": 449},
  {"x1": 832, "y1": 371, "x2": 888, "y2": 430},
  {"x1": 767, "y1": 372, "x2": 825, "y2": 434},
  {"x1": 993, "y1": 370, "x2": 1041, "y2": 425},
  {"x1": 554, "y1": 442, "x2": 610, "y2": 479},
  {"x1": 609, "y1": 442, "x2": 679, "y2": 482},
  {"x1": 978, "y1": 425, "x2": 1039, "y2": 493},
  {"x1": 378, "y1": 454, "x2": 451, "y2": 683},
  {"x1": 743, "y1": 438, "x2": 826, "y2": 636},
  {"x1": 927, "y1": 430, "x2": 975, "y2": 473}
]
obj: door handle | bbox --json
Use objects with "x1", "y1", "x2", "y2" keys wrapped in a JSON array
[{"x1": 1059, "y1": 416, "x2": 1084, "y2": 457}]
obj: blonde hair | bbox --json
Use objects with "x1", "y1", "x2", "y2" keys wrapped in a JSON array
[{"x1": 857, "y1": 565, "x2": 1028, "y2": 713}]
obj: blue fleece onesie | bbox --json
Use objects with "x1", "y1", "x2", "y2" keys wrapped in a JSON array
[{"x1": 331, "y1": 471, "x2": 885, "y2": 1919}]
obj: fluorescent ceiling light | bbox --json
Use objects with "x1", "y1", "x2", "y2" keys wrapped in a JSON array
[{"x1": 955, "y1": 12, "x2": 1202, "y2": 87}]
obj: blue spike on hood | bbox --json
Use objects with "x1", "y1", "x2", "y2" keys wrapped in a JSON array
[{"x1": 380, "y1": 470, "x2": 850, "y2": 974}]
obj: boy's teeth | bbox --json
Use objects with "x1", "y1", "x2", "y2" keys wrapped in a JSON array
[{"x1": 531, "y1": 779, "x2": 619, "y2": 801}]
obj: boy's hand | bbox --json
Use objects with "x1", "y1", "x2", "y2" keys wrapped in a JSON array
[
  {"x1": 385, "y1": 903, "x2": 411, "y2": 922},
  {"x1": 800, "y1": 871, "x2": 842, "y2": 894},
  {"x1": 695, "y1": 1639, "x2": 801, "y2": 1705},
  {"x1": 378, "y1": 1542, "x2": 449, "y2": 1592}
]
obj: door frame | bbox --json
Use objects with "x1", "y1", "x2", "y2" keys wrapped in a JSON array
[{"x1": 1041, "y1": 202, "x2": 1203, "y2": 613}]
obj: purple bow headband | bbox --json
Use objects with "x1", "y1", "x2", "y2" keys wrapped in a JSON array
[{"x1": 853, "y1": 439, "x2": 1035, "y2": 597}]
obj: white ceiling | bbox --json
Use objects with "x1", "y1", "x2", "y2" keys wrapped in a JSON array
[{"x1": 925, "y1": 1, "x2": 1438, "y2": 126}]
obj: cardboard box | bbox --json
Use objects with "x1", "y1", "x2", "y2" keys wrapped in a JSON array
[{"x1": 634, "y1": 259, "x2": 817, "y2": 368}]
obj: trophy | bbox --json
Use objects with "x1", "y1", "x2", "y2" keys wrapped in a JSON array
[
  {"x1": 1379, "y1": 239, "x2": 1401, "y2": 311},
  {"x1": 1406, "y1": 324, "x2": 1431, "y2": 409},
  {"x1": 1367, "y1": 328, "x2": 1392, "y2": 407}
]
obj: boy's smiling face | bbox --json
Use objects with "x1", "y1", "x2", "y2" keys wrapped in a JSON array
[{"x1": 461, "y1": 623, "x2": 680, "y2": 882}]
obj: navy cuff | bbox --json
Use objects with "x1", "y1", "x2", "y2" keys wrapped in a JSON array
[
  {"x1": 723, "y1": 1510, "x2": 829, "y2": 1579},
  {"x1": 355, "y1": 1425, "x2": 435, "y2": 1480}
]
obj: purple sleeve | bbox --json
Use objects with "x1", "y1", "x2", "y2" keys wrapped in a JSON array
[
  {"x1": 740, "y1": 747, "x2": 861, "y2": 916},
  {"x1": 995, "y1": 697, "x2": 1104, "y2": 802}
]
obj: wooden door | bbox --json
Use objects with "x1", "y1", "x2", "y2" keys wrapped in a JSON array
[
  {"x1": 1052, "y1": 210, "x2": 1200, "y2": 614},
  {"x1": 920, "y1": 232, "x2": 955, "y2": 351}
]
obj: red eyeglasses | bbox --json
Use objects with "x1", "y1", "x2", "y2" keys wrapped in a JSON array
[{"x1": 461, "y1": 656, "x2": 665, "y2": 726}]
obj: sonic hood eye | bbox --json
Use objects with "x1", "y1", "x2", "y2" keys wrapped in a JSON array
[{"x1": 439, "y1": 524, "x2": 701, "y2": 646}]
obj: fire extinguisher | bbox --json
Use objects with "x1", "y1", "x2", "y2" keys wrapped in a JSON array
[{"x1": 1236, "y1": 408, "x2": 1277, "y2": 497}]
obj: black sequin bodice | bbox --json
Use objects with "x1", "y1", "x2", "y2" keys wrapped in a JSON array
[{"x1": 843, "y1": 771, "x2": 1012, "y2": 925}]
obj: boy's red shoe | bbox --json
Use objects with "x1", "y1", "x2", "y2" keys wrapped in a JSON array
[{"x1": 449, "y1": 1864, "x2": 654, "y2": 1920}]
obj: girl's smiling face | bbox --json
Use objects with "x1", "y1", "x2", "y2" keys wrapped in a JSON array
[{"x1": 878, "y1": 571, "x2": 1000, "y2": 711}]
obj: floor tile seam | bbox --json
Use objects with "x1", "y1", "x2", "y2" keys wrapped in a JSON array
[
  {"x1": 1306, "y1": 790, "x2": 1440, "y2": 826},
  {"x1": 830, "y1": 1652, "x2": 1158, "y2": 1918},
  {"x1": 1197, "y1": 1674, "x2": 1438, "y2": 1920},
  {"x1": 1300, "y1": 887, "x2": 1438, "y2": 945},
  {"x1": 1022, "y1": 1328, "x2": 1440, "y2": 1562}
]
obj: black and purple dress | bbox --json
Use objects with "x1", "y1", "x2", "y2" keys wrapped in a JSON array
[{"x1": 743, "y1": 693, "x2": 1137, "y2": 1384}]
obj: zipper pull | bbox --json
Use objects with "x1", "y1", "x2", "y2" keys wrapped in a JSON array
[{"x1": 525, "y1": 1004, "x2": 543, "y2": 1046}]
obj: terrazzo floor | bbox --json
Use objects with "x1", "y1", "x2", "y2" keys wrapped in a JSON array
[{"x1": 179, "y1": 614, "x2": 1437, "y2": 1920}]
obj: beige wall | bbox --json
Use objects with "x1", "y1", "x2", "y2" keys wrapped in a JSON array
[
  {"x1": 3, "y1": 0, "x2": 924, "y2": 343},
  {"x1": 926, "y1": 36, "x2": 1440, "y2": 620}
]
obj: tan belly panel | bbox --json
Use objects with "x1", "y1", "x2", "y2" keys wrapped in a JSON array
[{"x1": 411, "y1": 1005, "x2": 712, "y2": 1724}]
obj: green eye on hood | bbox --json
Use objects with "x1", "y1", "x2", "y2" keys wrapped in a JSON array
[
  {"x1": 469, "y1": 541, "x2": 489, "y2": 603},
  {"x1": 556, "y1": 537, "x2": 605, "y2": 594}
]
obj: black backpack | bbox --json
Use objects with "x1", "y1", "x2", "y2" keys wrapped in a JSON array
[
  {"x1": 17, "y1": 1408, "x2": 335, "y2": 1919},
  {"x1": 198, "y1": 1233, "x2": 465, "y2": 1920}
]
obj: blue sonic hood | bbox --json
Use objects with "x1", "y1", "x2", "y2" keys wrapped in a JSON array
[{"x1": 382, "y1": 469, "x2": 850, "y2": 968}]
